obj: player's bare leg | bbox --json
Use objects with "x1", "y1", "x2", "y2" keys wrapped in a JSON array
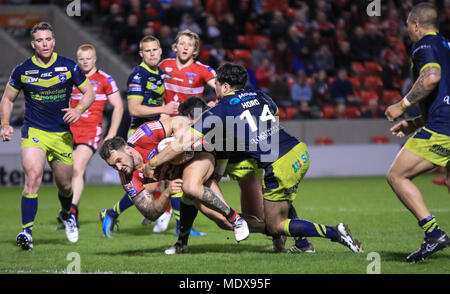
[
  {"x1": 181, "y1": 152, "x2": 249, "y2": 242},
  {"x1": 386, "y1": 147, "x2": 435, "y2": 220},
  {"x1": 72, "y1": 145, "x2": 94, "y2": 206},
  {"x1": 387, "y1": 147, "x2": 450, "y2": 262}
]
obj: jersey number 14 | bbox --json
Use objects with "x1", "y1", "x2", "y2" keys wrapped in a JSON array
[{"x1": 239, "y1": 104, "x2": 276, "y2": 132}]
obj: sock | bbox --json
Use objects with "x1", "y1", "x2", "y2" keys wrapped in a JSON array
[
  {"x1": 178, "y1": 199, "x2": 199, "y2": 245},
  {"x1": 419, "y1": 215, "x2": 442, "y2": 239},
  {"x1": 58, "y1": 192, "x2": 73, "y2": 220},
  {"x1": 21, "y1": 192, "x2": 38, "y2": 235},
  {"x1": 70, "y1": 204, "x2": 79, "y2": 221},
  {"x1": 108, "y1": 192, "x2": 134, "y2": 219},
  {"x1": 170, "y1": 192, "x2": 182, "y2": 230},
  {"x1": 288, "y1": 204, "x2": 299, "y2": 219},
  {"x1": 225, "y1": 208, "x2": 238, "y2": 223},
  {"x1": 285, "y1": 219, "x2": 338, "y2": 240},
  {"x1": 288, "y1": 205, "x2": 312, "y2": 248}
]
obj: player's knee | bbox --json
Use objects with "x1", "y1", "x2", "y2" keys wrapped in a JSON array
[
  {"x1": 182, "y1": 181, "x2": 201, "y2": 198},
  {"x1": 265, "y1": 222, "x2": 283, "y2": 236}
]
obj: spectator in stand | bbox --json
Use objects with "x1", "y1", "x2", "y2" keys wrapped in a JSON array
[
  {"x1": 330, "y1": 67, "x2": 360, "y2": 107},
  {"x1": 255, "y1": 57, "x2": 274, "y2": 93},
  {"x1": 272, "y1": 38, "x2": 295, "y2": 75},
  {"x1": 205, "y1": 0, "x2": 229, "y2": 21},
  {"x1": 160, "y1": 0, "x2": 184, "y2": 29},
  {"x1": 179, "y1": 13, "x2": 202, "y2": 36},
  {"x1": 290, "y1": 70, "x2": 314, "y2": 118},
  {"x1": 208, "y1": 40, "x2": 229, "y2": 69},
  {"x1": 269, "y1": 10, "x2": 289, "y2": 43},
  {"x1": 203, "y1": 14, "x2": 221, "y2": 48},
  {"x1": 334, "y1": 41, "x2": 352, "y2": 73},
  {"x1": 349, "y1": 26, "x2": 371, "y2": 62},
  {"x1": 269, "y1": 73, "x2": 292, "y2": 108},
  {"x1": 120, "y1": 14, "x2": 143, "y2": 55},
  {"x1": 102, "y1": 3, "x2": 125, "y2": 53},
  {"x1": 381, "y1": 36, "x2": 408, "y2": 69},
  {"x1": 313, "y1": 44, "x2": 335, "y2": 75},
  {"x1": 251, "y1": 38, "x2": 273, "y2": 70},
  {"x1": 346, "y1": 3, "x2": 365, "y2": 30},
  {"x1": 159, "y1": 25, "x2": 175, "y2": 59},
  {"x1": 365, "y1": 23, "x2": 386, "y2": 60},
  {"x1": 312, "y1": 69, "x2": 334, "y2": 108},
  {"x1": 361, "y1": 99, "x2": 384, "y2": 119},
  {"x1": 286, "y1": 25, "x2": 306, "y2": 60},
  {"x1": 311, "y1": 10, "x2": 335, "y2": 49},
  {"x1": 218, "y1": 12, "x2": 241, "y2": 50},
  {"x1": 382, "y1": 53, "x2": 404, "y2": 92}
]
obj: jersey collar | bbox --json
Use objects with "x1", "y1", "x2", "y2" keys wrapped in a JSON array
[
  {"x1": 31, "y1": 52, "x2": 58, "y2": 68},
  {"x1": 140, "y1": 62, "x2": 159, "y2": 74}
]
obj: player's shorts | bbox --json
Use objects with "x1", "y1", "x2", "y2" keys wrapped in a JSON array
[
  {"x1": 263, "y1": 142, "x2": 310, "y2": 202},
  {"x1": 71, "y1": 124, "x2": 102, "y2": 152},
  {"x1": 224, "y1": 158, "x2": 264, "y2": 180},
  {"x1": 21, "y1": 126, "x2": 73, "y2": 165},
  {"x1": 404, "y1": 127, "x2": 450, "y2": 167}
]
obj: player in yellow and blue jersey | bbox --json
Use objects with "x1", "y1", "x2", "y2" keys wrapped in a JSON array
[
  {"x1": 0, "y1": 22, "x2": 95, "y2": 250},
  {"x1": 385, "y1": 2, "x2": 450, "y2": 263},
  {"x1": 145, "y1": 63, "x2": 363, "y2": 254}
]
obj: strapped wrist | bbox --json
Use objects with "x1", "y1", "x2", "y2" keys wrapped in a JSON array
[{"x1": 1, "y1": 119, "x2": 10, "y2": 127}]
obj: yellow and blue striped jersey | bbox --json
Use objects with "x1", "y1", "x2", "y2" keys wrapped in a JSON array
[
  {"x1": 8, "y1": 52, "x2": 88, "y2": 134},
  {"x1": 411, "y1": 32, "x2": 450, "y2": 136},
  {"x1": 127, "y1": 62, "x2": 166, "y2": 129}
]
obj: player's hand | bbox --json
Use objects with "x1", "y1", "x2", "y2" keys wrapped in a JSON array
[
  {"x1": 1, "y1": 125, "x2": 14, "y2": 141},
  {"x1": 390, "y1": 119, "x2": 417, "y2": 138},
  {"x1": 207, "y1": 100, "x2": 217, "y2": 107},
  {"x1": 142, "y1": 157, "x2": 158, "y2": 180},
  {"x1": 163, "y1": 102, "x2": 179, "y2": 115},
  {"x1": 62, "y1": 107, "x2": 82, "y2": 124},
  {"x1": 166, "y1": 179, "x2": 183, "y2": 195},
  {"x1": 385, "y1": 102, "x2": 405, "y2": 122}
]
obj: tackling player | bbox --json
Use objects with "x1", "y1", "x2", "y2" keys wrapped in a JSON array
[
  {"x1": 144, "y1": 63, "x2": 364, "y2": 254},
  {"x1": 0, "y1": 22, "x2": 95, "y2": 250},
  {"x1": 385, "y1": 3, "x2": 450, "y2": 263},
  {"x1": 56, "y1": 44, "x2": 124, "y2": 228},
  {"x1": 158, "y1": 29, "x2": 217, "y2": 236}
]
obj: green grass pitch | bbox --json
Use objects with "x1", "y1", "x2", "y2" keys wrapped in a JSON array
[{"x1": 0, "y1": 174, "x2": 449, "y2": 274}]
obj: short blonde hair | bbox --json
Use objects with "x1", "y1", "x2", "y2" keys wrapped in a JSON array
[
  {"x1": 77, "y1": 44, "x2": 96, "y2": 56},
  {"x1": 173, "y1": 29, "x2": 200, "y2": 57},
  {"x1": 139, "y1": 35, "x2": 161, "y2": 51}
]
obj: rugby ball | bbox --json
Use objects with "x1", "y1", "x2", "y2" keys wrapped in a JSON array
[{"x1": 157, "y1": 137, "x2": 194, "y2": 165}]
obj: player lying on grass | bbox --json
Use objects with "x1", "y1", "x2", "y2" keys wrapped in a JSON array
[{"x1": 143, "y1": 63, "x2": 364, "y2": 254}]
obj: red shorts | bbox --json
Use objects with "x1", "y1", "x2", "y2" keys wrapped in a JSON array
[{"x1": 71, "y1": 124, "x2": 103, "y2": 152}]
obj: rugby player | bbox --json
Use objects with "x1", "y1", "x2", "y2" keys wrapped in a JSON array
[
  {"x1": 385, "y1": 2, "x2": 450, "y2": 262},
  {"x1": 0, "y1": 22, "x2": 95, "y2": 250},
  {"x1": 99, "y1": 35, "x2": 178, "y2": 236},
  {"x1": 99, "y1": 97, "x2": 249, "y2": 243},
  {"x1": 56, "y1": 44, "x2": 123, "y2": 228},
  {"x1": 144, "y1": 63, "x2": 364, "y2": 254}
]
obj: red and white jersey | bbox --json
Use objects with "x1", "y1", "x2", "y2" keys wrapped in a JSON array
[
  {"x1": 159, "y1": 58, "x2": 216, "y2": 105},
  {"x1": 70, "y1": 70, "x2": 119, "y2": 127},
  {"x1": 122, "y1": 120, "x2": 167, "y2": 198}
]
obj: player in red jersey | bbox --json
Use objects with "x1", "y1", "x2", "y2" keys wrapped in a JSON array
[
  {"x1": 59, "y1": 44, "x2": 124, "y2": 227},
  {"x1": 159, "y1": 29, "x2": 217, "y2": 112}
]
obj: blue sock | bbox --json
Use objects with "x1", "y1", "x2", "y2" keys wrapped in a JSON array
[
  {"x1": 21, "y1": 193, "x2": 38, "y2": 235},
  {"x1": 108, "y1": 192, "x2": 133, "y2": 219},
  {"x1": 171, "y1": 194, "x2": 182, "y2": 230},
  {"x1": 294, "y1": 237, "x2": 310, "y2": 248},
  {"x1": 286, "y1": 219, "x2": 338, "y2": 240},
  {"x1": 419, "y1": 215, "x2": 442, "y2": 239}
]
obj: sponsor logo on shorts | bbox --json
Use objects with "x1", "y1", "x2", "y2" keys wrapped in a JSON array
[
  {"x1": 60, "y1": 152, "x2": 72, "y2": 159},
  {"x1": 429, "y1": 144, "x2": 450, "y2": 157},
  {"x1": 32, "y1": 137, "x2": 39, "y2": 143}
]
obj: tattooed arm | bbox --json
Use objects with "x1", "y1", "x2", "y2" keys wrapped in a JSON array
[
  {"x1": 385, "y1": 65, "x2": 441, "y2": 121},
  {"x1": 132, "y1": 179, "x2": 183, "y2": 221}
]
